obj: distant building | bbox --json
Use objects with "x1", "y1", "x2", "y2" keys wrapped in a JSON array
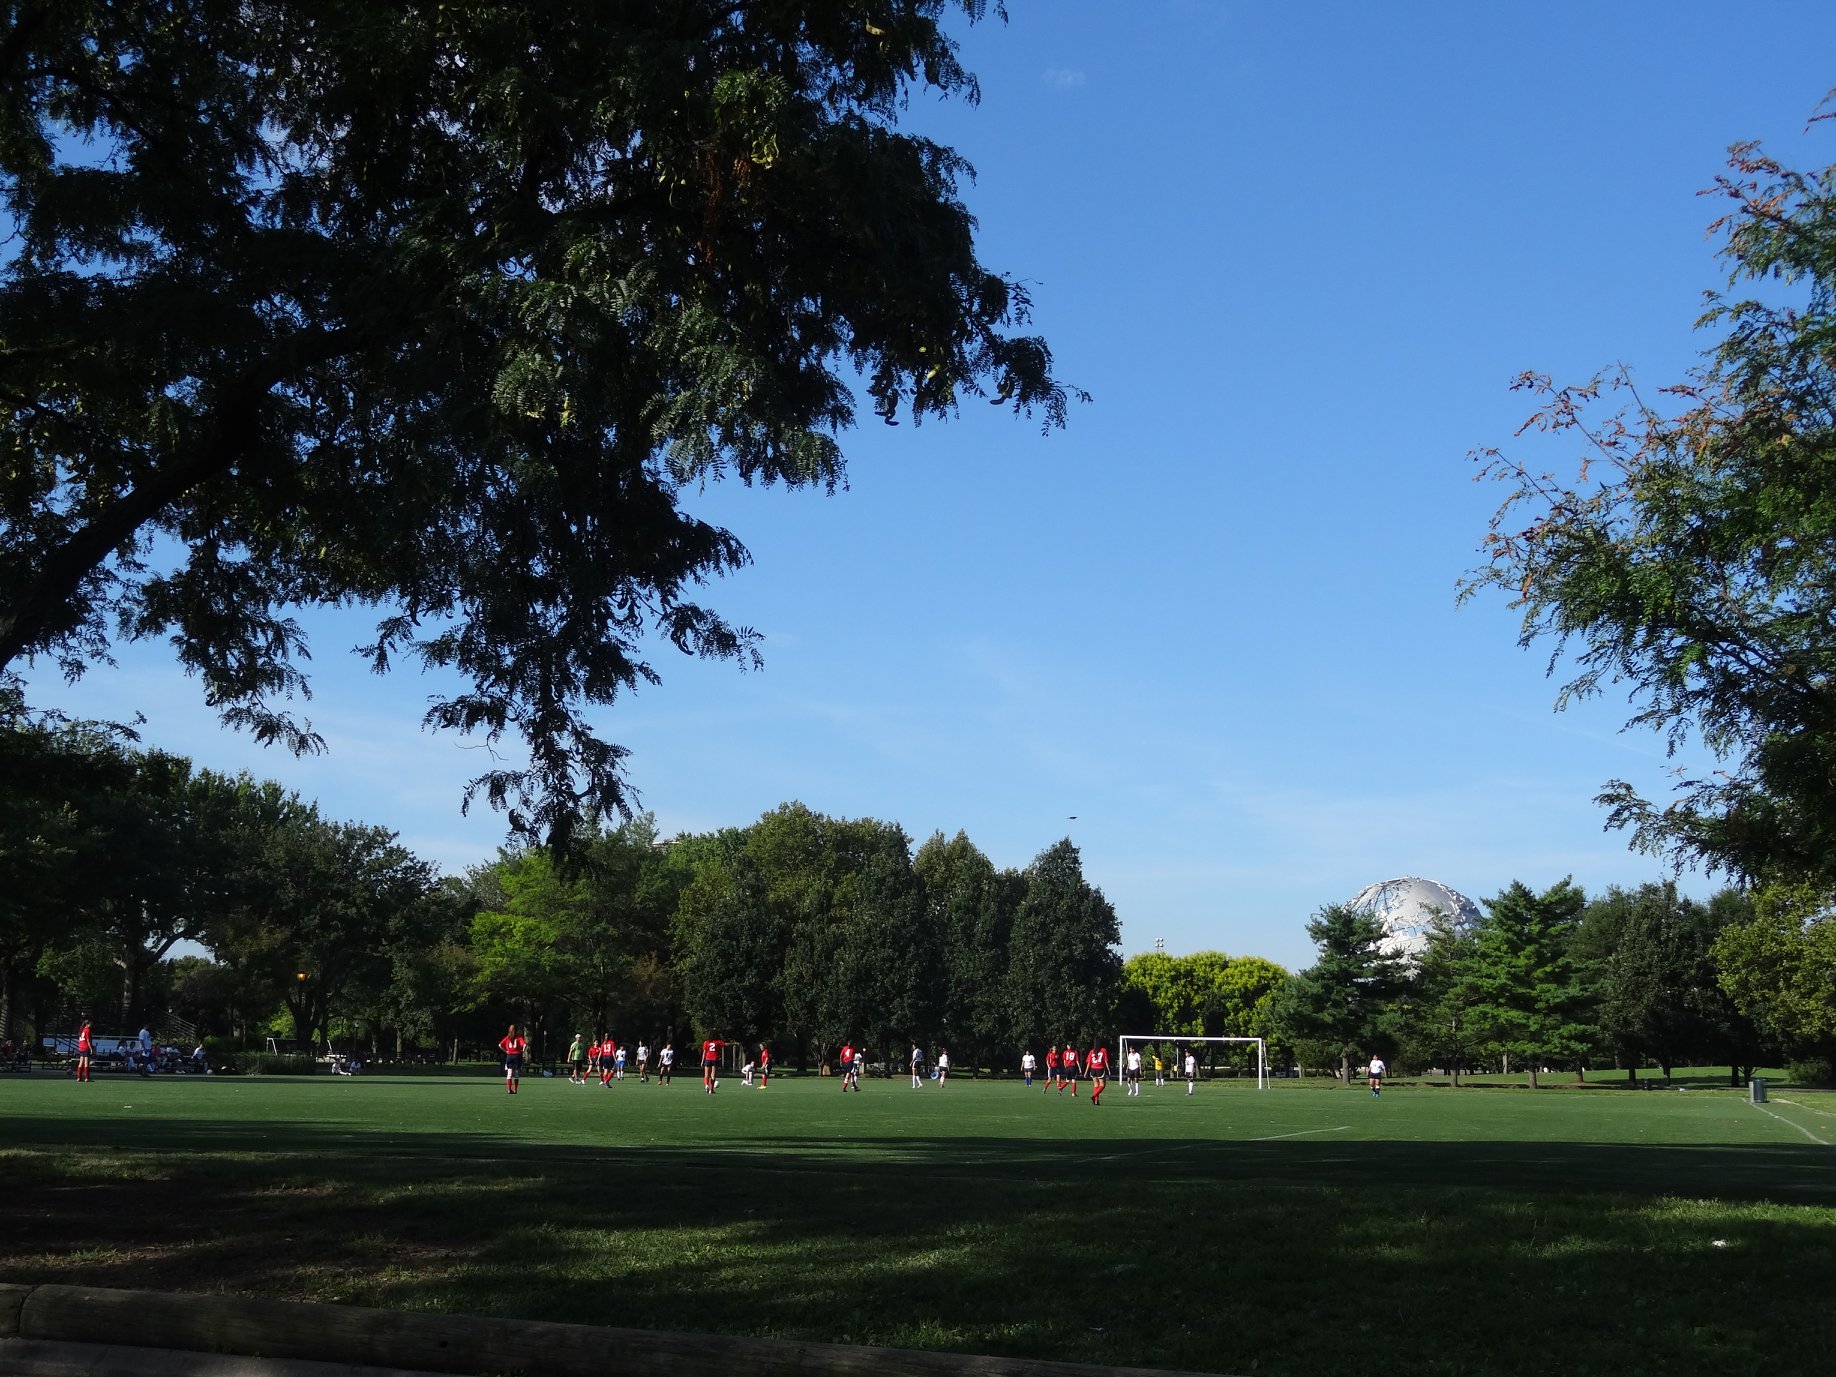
[{"x1": 1345, "y1": 877, "x2": 1482, "y2": 960}]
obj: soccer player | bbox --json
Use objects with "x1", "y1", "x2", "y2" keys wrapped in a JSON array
[
  {"x1": 1021, "y1": 1049, "x2": 1037, "y2": 1088},
  {"x1": 498, "y1": 1023, "x2": 527, "y2": 1095},
  {"x1": 839, "y1": 1042, "x2": 854, "y2": 1090},
  {"x1": 614, "y1": 1044, "x2": 627, "y2": 1080},
  {"x1": 1043, "y1": 1044, "x2": 1059, "y2": 1094},
  {"x1": 910, "y1": 1042, "x2": 924, "y2": 1088},
  {"x1": 566, "y1": 1033, "x2": 585, "y2": 1084},
  {"x1": 701, "y1": 1036, "x2": 724, "y2": 1093},
  {"x1": 1059, "y1": 1043, "x2": 1081, "y2": 1097},
  {"x1": 758, "y1": 1043, "x2": 770, "y2": 1089},
  {"x1": 75, "y1": 1019, "x2": 93, "y2": 1082},
  {"x1": 1086, "y1": 1042, "x2": 1110, "y2": 1105},
  {"x1": 636, "y1": 1041, "x2": 650, "y2": 1082},
  {"x1": 600, "y1": 1037, "x2": 617, "y2": 1087},
  {"x1": 741, "y1": 1059, "x2": 755, "y2": 1087},
  {"x1": 1184, "y1": 1049, "x2": 1197, "y2": 1096},
  {"x1": 936, "y1": 1048, "x2": 950, "y2": 1085},
  {"x1": 1154, "y1": 1053, "x2": 1165, "y2": 1088},
  {"x1": 1125, "y1": 1046, "x2": 1143, "y2": 1097},
  {"x1": 658, "y1": 1042, "x2": 674, "y2": 1085},
  {"x1": 1368, "y1": 1054, "x2": 1386, "y2": 1097}
]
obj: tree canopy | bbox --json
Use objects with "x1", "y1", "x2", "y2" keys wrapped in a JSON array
[
  {"x1": 0, "y1": 0, "x2": 1075, "y2": 844},
  {"x1": 1462, "y1": 137, "x2": 1836, "y2": 890}
]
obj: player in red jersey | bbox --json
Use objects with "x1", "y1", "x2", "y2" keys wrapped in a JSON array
[
  {"x1": 1059, "y1": 1043, "x2": 1081, "y2": 1097},
  {"x1": 600, "y1": 1037, "x2": 618, "y2": 1087},
  {"x1": 498, "y1": 1024, "x2": 528, "y2": 1094},
  {"x1": 700, "y1": 1036, "x2": 725, "y2": 1093},
  {"x1": 75, "y1": 1020, "x2": 93, "y2": 1082},
  {"x1": 1086, "y1": 1043, "x2": 1110, "y2": 1105},
  {"x1": 757, "y1": 1043, "x2": 771, "y2": 1089},
  {"x1": 1043, "y1": 1045, "x2": 1059, "y2": 1095}
]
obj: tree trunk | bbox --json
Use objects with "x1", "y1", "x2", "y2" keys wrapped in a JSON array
[
  {"x1": 1528, "y1": 1064, "x2": 1539, "y2": 1090},
  {"x1": 1627, "y1": 1065, "x2": 1637, "y2": 1085}
]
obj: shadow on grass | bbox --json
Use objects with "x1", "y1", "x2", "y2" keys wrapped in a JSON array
[{"x1": 3, "y1": 1117, "x2": 1834, "y2": 1377}]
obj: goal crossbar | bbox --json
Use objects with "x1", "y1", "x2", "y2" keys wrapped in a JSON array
[{"x1": 1118, "y1": 1034, "x2": 1267, "y2": 1090}]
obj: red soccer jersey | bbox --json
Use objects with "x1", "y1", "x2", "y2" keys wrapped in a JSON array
[
  {"x1": 1045, "y1": 1048, "x2": 1059, "y2": 1070},
  {"x1": 840, "y1": 1044, "x2": 854, "y2": 1067},
  {"x1": 1087, "y1": 1048, "x2": 1109, "y2": 1073},
  {"x1": 77, "y1": 1024, "x2": 92, "y2": 1053},
  {"x1": 1062, "y1": 1049, "x2": 1080, "y2": 1071},
  {"x1": 701, "y1": 1039, "x2": 722, "y2": 1061},
  {"x1": 759, "y1": 1048, "x2": 770, "y2": 1067},
  {"x1": 499, "y1": 1034, "x2": 526, "y2": 1056}
]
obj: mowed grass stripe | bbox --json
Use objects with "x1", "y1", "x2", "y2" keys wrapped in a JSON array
[{"x1": 5, "y1": 1074, "x2": 1835, "y2": 1376}]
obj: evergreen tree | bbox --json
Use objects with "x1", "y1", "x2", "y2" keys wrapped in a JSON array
[
  {"x1": 1277, "y1": 904, "x2": 1405, "y2": 1081},
  {"x1": 1399, "y1": 909, "x2": 1485, "y2": 1085},
  {"x1": 1005, "y1": 840, "x2": 1122, "y2": 1049},
  {"x1": 1469, "y1": 879, "x2": 1591, "y2": 1088}
]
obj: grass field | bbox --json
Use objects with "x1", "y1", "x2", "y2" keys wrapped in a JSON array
[{"x1": 3, "y1": 1070, "x2": 1833, "y2": 1376}]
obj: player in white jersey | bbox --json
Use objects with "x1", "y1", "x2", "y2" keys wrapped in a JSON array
[{"x1": 1125, "y1": 1047, "x2": 1143, "y2": 1096}]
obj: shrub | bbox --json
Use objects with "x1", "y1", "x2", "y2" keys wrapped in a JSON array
[
  {"x1": 234, "y1": 1053, "x2": 317, "y2": 1076},
  {"x1": 1786, "y1": 1057, "x2": 1834, "y2": 1088}
]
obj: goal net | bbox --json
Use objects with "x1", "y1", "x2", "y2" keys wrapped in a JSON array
[{"x1": 1117, "y1": 1035, "x2": 1268, "y2": 1089}]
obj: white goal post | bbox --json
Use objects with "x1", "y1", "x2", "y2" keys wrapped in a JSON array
[{"x1": 1117, "y1": 1035, "x2": 1268, "y2": 1090}]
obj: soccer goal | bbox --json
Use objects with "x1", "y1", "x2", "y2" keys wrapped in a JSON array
[{"x1": 1118, "y1": 1035, "x2": 1268, "y2": 1090}]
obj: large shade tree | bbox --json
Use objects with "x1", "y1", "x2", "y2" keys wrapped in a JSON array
[
  {"x1": 1461, "y1": 137, "x2": 1836, "y2": 890},
  {"x1": 0, "y1": 0, "x2": 1075, "y2": 844}
]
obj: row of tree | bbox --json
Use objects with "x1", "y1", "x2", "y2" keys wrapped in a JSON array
[
  {"x1": 8, "y1": 704, "x2": 1835, "y2": 1079},
  {"x1": 1, "y1": 705, "x2": 1133, "y2": 1065},
  {"x1": 1281, "y1": 878, "x2": 1836, "y2": 1085}
]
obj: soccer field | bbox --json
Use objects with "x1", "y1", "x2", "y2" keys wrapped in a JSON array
[{"x1": 3, "y1": 1073, "x2": 1832, "y2": 1376}]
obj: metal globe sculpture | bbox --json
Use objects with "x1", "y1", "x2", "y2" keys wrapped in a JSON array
[{"x1": 1345, "y1": 877, "x2": 1482, "y2": 960}]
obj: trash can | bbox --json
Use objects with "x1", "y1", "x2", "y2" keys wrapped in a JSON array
[{"x1": 1749, "y1": 1077, "x2": 1767, "y2": 1104}]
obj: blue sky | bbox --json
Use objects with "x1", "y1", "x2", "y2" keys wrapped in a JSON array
[{"x1": 26, "y1": 3, "x2": 1836, "y2": 970}]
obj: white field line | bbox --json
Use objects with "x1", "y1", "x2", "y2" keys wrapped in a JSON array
[
  {"x1": 1747, "y1": 1100, "x2": 1831, "y2": 1146},
  {"x1": 1771, "y1": 1095, "x2": 1836, "y2": 1120},
  {"x1": 1250, "y1": 1125, "x2": 1352, "y2": 1142}
]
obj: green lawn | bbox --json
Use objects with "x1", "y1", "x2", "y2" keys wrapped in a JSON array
[{"x1": 3, "y1": 1070, "x2": 1833, "y2": 1376}]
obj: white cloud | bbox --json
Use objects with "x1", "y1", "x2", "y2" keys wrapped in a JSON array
[{"x1": 1042, "y1": 67, "x2": 1087, "y2": 89}]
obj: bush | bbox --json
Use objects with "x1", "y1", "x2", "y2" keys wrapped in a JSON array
[
  {"x1": 233, "y1": 1053, "x2": 317, "y2": 1076},
  {"x1": 1786, "y1": 1057, "x2": 1835, "y2": 1088}
]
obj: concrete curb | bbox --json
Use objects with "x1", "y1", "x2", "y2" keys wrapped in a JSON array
[{"x1": 0, "y1": 1284, "x2": 1223, "y2": 1377}]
